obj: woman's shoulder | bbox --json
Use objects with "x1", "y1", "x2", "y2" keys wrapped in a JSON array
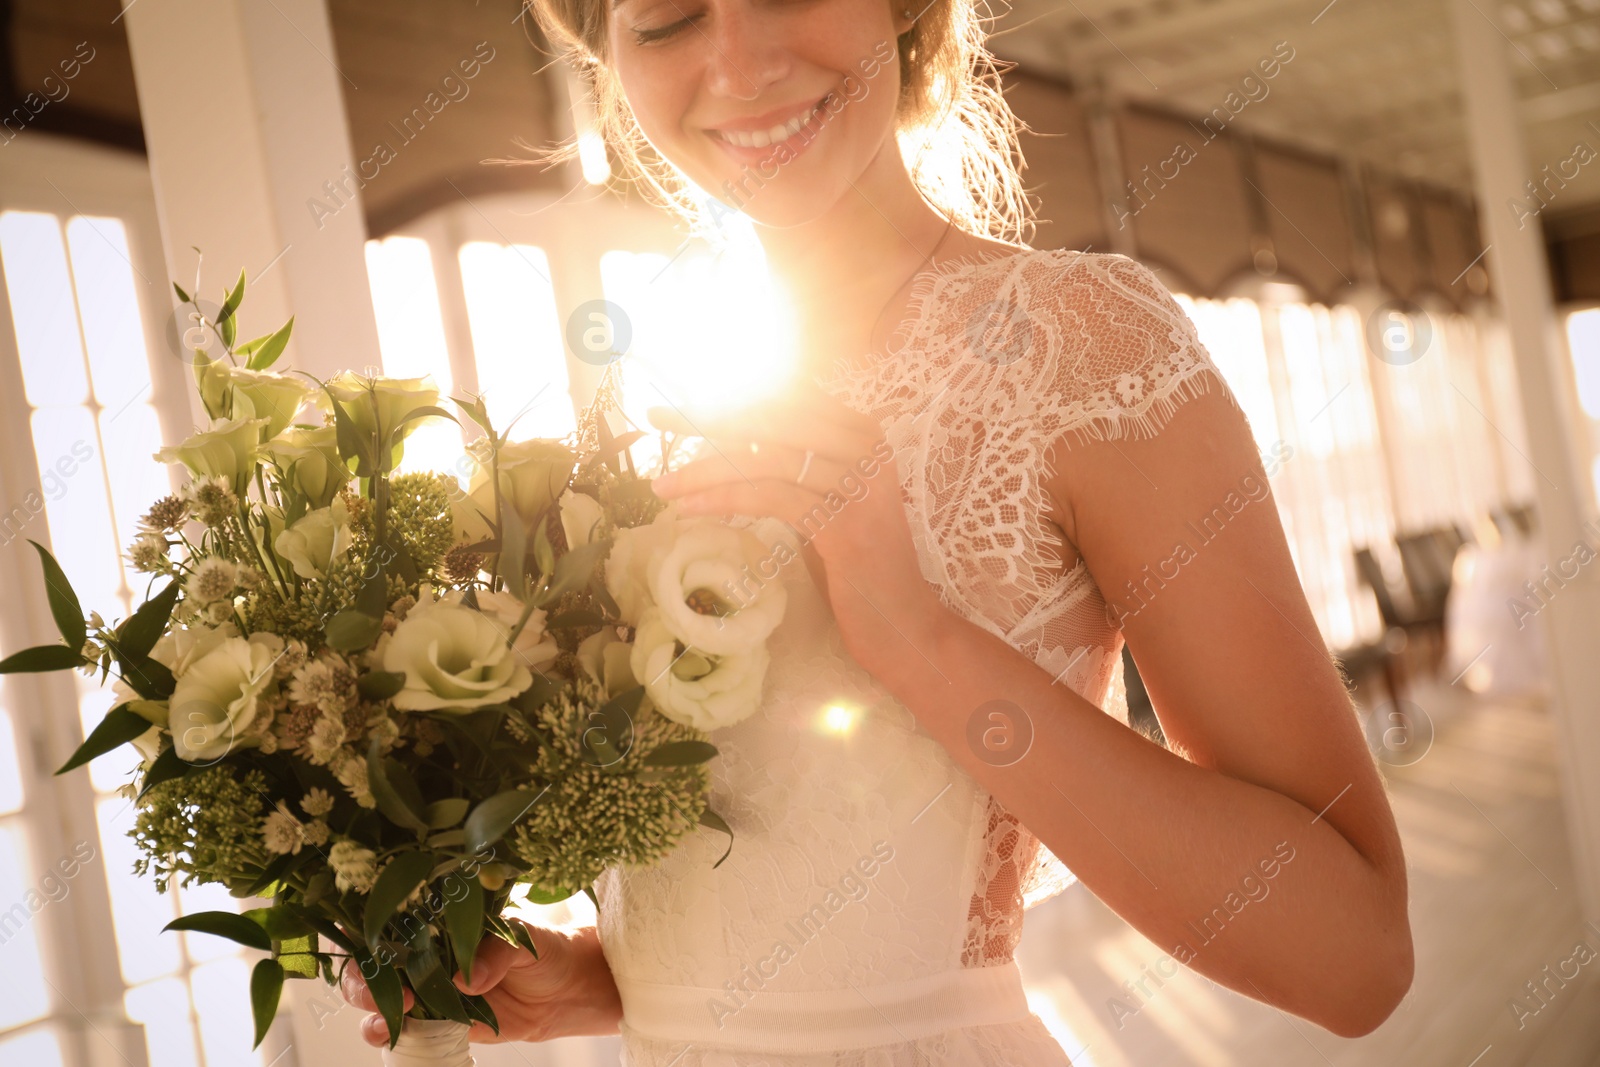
[{"x1": 942, "y1": 245, "x2": 1240, "y2": 450}]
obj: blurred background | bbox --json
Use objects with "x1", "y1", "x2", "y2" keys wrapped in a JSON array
[{"x1": 0, "y1": 0, "x2": 1598, "y2": 1064}]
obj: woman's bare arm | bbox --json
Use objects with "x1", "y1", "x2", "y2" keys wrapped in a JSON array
[{"x1": 849, "y1": 387, "x2": 1412, "y2": 1037}]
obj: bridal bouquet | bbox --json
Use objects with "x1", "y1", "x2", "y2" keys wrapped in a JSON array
[{"x1": 0, "y1": 268, "x2": 787, "y2": 1055}]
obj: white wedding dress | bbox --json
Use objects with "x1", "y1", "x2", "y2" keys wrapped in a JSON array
[{"x1": 593, "y1": 248, "x2": 1230, "y2": 1065}]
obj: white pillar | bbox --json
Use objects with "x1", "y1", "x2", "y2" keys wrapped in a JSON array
[
  {"x1": 118, "y1": 0, "x2": 381, "y2": 397},
  {"x1": 1452, "y1": 0, "x2": 1600, "y2": 920}
]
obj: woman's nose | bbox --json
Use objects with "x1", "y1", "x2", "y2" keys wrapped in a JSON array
[{"x1": 703, "y1": 10, "x2": 791, "y2": 101}]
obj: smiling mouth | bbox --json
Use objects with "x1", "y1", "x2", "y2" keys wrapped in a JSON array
[{"x1": 711, "y1": 94, "x2": 833, "y2": 150}]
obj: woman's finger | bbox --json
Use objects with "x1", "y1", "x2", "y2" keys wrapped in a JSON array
[
  {"x1": 360, "y1": 1012, "x2": 391, "y2": 1048},
  {"x1": 454, "y1": 934, "x2": 518, "y2": 995}
]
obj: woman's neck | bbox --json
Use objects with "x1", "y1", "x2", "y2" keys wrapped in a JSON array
[{"x1": 751, "y1": 142, "x2": 975, "y2": 373}]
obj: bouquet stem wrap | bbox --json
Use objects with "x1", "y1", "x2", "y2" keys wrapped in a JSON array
[{"x1": 381, "y1": 1019, "x2": 475, "y2": 1066}]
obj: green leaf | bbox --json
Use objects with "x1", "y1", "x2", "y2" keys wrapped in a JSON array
[
  {"x1": 274, "y1": 931, "x2": 321, "y2": 978},
  {"x1": 461, "y1": 992, "x2": 499, "y2": 1036},
  {"x1": 538, "y1": 539, "x2": 610, "y2": 608},
  {"x1": 114, "y1": 655, "x2": 176, "y2": 700},
  {"x1": 56, "y1": 705, "x2": 151, "y2": 774},
  {"x1": 241, "y1": 316, "x2": 294, "y2": 371},
  {"x1": 642, "y1": 739, "x2": 719, "y2": 767},
  {"x1": 324, "y1": 609, "x2": 383, "y2": 652},
  {"x1": 217, "y1": 268, "x2": 246, "y2": 350},
  {"x1": 425, "y1": 797, "x2": 470, "y2": 830},
  {"x1": 357, "y1": 670, "x2": 406, "y2": 701},
  {"x1": 243, "y1": 905, "x2": 312, "y2": 941},
  {"x1": 326, "y1": 387, "x2": 375, "y2": 477},
  {"x1": 464, "y1": 788, "x2": 542, "y2": 855},
  {"x1": 699, "y1": 806, "x2": 734, "y2": 869},
  {"x1": 118, "y1": 579, "x2": 182, "y2": 661},
  {"x1": 509, "y1": 919, "x2": 539, "y2": 960},
  {"x1": 164, "y1": 910, "x2": 273, "y2": 951},
  {"x1": 521, "y1": 885, "x2": 575, "y2": 905},
  {"x1": 173, "y1": 280, "x2": 191, "y2": 303},
  {"x1": 244, "y1": 852, "x2": 297, "y2": 897},
  {"x1": 28, "y1": 541, "x2": 85, "y2": 651},
  {"x1": 137, "y1": 745, "x2": 191, "y2": 799},
  {"x1": 403, "y1": 924, "x2": 470, "y2": 1024},
  {"x1": 531, "y1": 515, "x2": 554, "y2": 581},
  {"x1": 443, "y1": 877, "x2": 485, "y2": 984},
  {"x1": 501, "y1": 507, "x2": 527, "y2": 600},
  {"x1": 0, "y1": 644, "x2": 86, "y2": 675},
  {"x1": 363, "y1": 850, "x2": 437, "y2": 947},
  {"x1": 250, "y1": 958, "x2": 284, "y2": 1049},
  {"x1": 355, "y1": 947, "x2": 405, "y2": 1049},
  {"x1": 583, "y1": 685, "x2": 642, "y2": 765},
  {"x1": 451, "y1": 394, "x2": 495, "y2": 436},
  {"x1": 367, "y1": 739, "x2": 429, "y2": 834},
  {"x1": 591, "y1": 574, "x2": 621, "y2": 621}
]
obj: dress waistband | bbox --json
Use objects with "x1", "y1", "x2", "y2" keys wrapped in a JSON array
[{"x1": 614, "y1": 961, "x2": 1035, "y2": 1053}]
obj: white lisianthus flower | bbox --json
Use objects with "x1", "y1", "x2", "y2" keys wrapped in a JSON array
[
  {"x1": 604, "y1": 510, "x2": 681, "y2": 625},
  {"x1": 470, "y1": 589, "x2": 560, "y2": 671},
  {"x1": 559, "y1": 488, "x2": 605, "y2": 549},
  {"x1": 169, "y1": 634, "x2": 281, "y2": 762},
  {"x1": 647, "y1": 521, "x2": 787, "y2": 657},
  {"x1": 577, "y1": 627, "x2": 641, "y2": 700},
  {"x1": 274, "y1": 496, "x2": 352, "y2": 580},
  {"x1": 328, "y1": 840, "x2": 380, "y2": 894},
  {"x1": 324, "y1": 373, "x2": 441, "y2": 445},
  {"x1": 150, "y1": 622, "x2": 240, "y2": 677},
  {"x1": 195, "y1": 360, "x2": 313, "y2": 440},
  {"x1": 263, "y1": 425, "x2": 349, "y2": 507},
  {"x1": 629, "y1": 608, "x2": 769, "y2": 732},
  {"x1": 154, "y1": 416, "x2": 268, "y2": 491},
  {"x1": 383, "y1": 598, "x2": 534, "y2": 712}
]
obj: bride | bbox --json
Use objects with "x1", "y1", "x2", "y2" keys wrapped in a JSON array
[{"x1": 345, "y1": 0, "x2": 1415, "y2": 1060}]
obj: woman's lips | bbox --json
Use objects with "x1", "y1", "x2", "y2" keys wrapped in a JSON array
[{"x1": 706, "y1": 94, "x2": 834, "y2": 170}]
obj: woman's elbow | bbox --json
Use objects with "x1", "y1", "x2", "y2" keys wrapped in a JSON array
[{"x1": 1321, "y1": 922, "x2": 1415, "y2": 1038}]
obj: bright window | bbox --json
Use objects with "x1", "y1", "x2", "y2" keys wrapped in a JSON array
[{"x1": 0, "y1": 209, "x2": 266, "y2": 1067}]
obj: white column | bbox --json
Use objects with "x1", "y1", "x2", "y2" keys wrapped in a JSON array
[
  {"x1": 1452, "y1": 0, "x2": 1600, "y2": 920},
  {"x1": 118, "y1": 0, "x2": 381, "y2": 394}
]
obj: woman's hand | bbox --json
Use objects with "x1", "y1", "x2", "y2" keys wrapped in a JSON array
[
  {"x1": 339, "y1": 921, "x2": 622, "y2": 1046},
  {"x1": 647, "y1": 381, "x2": 943, "y2": 670}
]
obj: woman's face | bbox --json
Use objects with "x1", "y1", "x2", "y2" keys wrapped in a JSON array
[{"x1": 605, "y1": 0, "x2": 911, "y2": 228}]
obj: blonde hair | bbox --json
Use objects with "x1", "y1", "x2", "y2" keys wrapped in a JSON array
[{"x1": 523, "y1": 0, "x2": 1034, "y2": 246}]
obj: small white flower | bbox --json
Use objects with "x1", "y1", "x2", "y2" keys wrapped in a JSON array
[
  {"x1": 129, "y1": 533, "x2": 171, "y2": 574},
  {"x1": 305, "y1": 714, "x2": 346, "y2": 766},
  {"x1": 301, "y1": 787, "x2": 335, "y2": 818},
  {"x1": 302, "y1": 819, "x2": 331, "y2": 848},
  {"x1": 288, "y1": 656, "x2": 355, "y2": 715},
  {"x1": 186, "y1": 557, "x2": 240, "y2": 605},
  {"x1": 335, "y1": 755, "x2": 377, "y2": 809},
  {"x1": 261, "y1": 801, "x2": 305, "y2": 855},
  {"x1": 329, "y1": 840, "x2": 379, "y2": 894}
]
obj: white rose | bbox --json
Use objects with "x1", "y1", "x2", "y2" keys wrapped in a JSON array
[
  {"x1": 469, "y1": 590, "x2": 560, "y2": 672},
  {"x1": 274, "y1": 497, "x2": 353, "y2": 580},
  {"x1": 629, "y1": 608, "x2": 769, "y2": 732},
  {"x1": 577, "y1": 627, "x2": 641, "y2": 700},
  {"x1": 559, "y1": 488, "x2": 605, "y2": 549},
  {"x1": 647, "y1": 522, "x2": 786, "y2": 657},
  {"x1": 383, "y1": 599, "x2": 535, "y2": 713},
  {"x1": 169, "y1": 634, "x2": 281, "y2": 762}
]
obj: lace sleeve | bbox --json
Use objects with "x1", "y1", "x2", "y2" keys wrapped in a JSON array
[{"x1": 1034, "y1": 251, "x2": 1237, "y2": 453}]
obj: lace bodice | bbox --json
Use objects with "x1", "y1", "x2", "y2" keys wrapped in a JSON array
[{"x1": 594, "y1": 248, "x2": 1229, "y2": 1065}]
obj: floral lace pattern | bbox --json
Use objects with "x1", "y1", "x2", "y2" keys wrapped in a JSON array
[{"x1": 597, "y1": 248, "x2": 1231, "y2": 1065}]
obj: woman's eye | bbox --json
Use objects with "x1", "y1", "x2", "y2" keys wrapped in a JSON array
[{"x1": 632, "y1": 17, "x2": 694, "y2": 44}]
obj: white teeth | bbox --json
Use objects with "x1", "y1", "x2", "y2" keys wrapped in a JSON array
[{"x1": 720, "y1": 103, "x2": 820, "y2": 149}]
